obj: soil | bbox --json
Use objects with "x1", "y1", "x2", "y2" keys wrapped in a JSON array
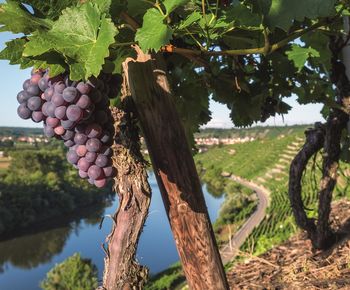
[{"x1": 227, "y1": 200, "x2": 350, "y2": 289}]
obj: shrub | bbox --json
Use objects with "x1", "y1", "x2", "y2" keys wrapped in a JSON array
[{"x1": 40, "y1": 253, "x2": 98, "y2": 290}]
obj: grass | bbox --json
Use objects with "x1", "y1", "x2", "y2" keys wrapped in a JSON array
[{"x1": 145, "y1": 262, "x2": 185, "y2": 290}]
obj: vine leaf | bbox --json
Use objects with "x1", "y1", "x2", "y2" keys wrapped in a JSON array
[
  {"x1": 225, "y1": 1, "x2": 261, "y2": 29},
  {"x1": 127, "y1": 0, "x2": 152, "y2": 16},
  {"x1": 163, "y1": 0, "x2": 189, "y2": 15},
  {"x1": 23, "y1": 2, "x2": 117, "y2": 80},
  {"x1": 0, "y1": 38, "x2": 26, "y2": 65},
  {"x1": 262, "y1": 0, "x2": 335, "y2": 31},
  {"x1": 301, "y1": 31, "x2": 332, "y2": 70},
  {"x1": 286, "y1": 44, "x2": 320, "y2": 71},
  {"x1": 177, "y1": 11, "x2": 201, "y2": 30},
  {"x1": 0, "y1": 38, "x2": 66, "y2": 74},
  {"x1": 94, "y1": 0, "x2": 112, "y2": 14},
  {"x1": 16, "y1": 0, "x2": 80, "y2": 20},
  {"x1": 135, "y1": 8, "x2": 172, "y2": 52},
  {"x1": 0, "y1": 0, "x2": 51, "y2": 34}
]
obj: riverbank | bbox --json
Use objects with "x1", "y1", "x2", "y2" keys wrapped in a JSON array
[
  {"x1": 0, "y1": 197, "x2": 113, "y2": 242},
  {"x1": 0, "y1": 148, "x2": 113, "y2": 236},
  {"x1": 0, "y1": 173, "x2": 224, "y2": 290}
]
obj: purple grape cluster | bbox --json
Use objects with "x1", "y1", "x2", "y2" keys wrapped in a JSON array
[{"x1": 16, "y1": 69, "x2": 117, "y2": 188}]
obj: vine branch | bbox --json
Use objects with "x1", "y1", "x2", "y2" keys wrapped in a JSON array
[{"x1": 161, "y1": 19, "x2": 329, "y2": 57}]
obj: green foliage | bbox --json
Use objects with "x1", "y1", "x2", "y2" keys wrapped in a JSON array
[
  {"x1": 0, "y1": 0, "x2": 51, "y2": 33},
  {"x1": 286, "y1": 44, "x2": 320, "y2": 72},
  {"x1": 260, "y1": 0, "x2": 336, "y2": 31},
  {"x1": 0, "y1": 0, "x2": 348, "y2": 131},
  {"x1": 0, "y1": 38, "x2": 67, "y2": 74},
  {"x1": 0, "y1": 0, "x2": 347, "y2": 160},
  {"x1": 135, "y1": 8, "x2": 172, "y2": 51},
  {"x1": 0, "y1": 38, "x2": 27, "y2": 65},
  {"x1": 0, "y1": 148, "x2": 112, "y2": 234},
  {"x1": 145, "y1": 262, "x2": 184, "y2": 290},
  {"x1": 23, "y1": 2, "x2": 117, "y2": 80},
  {"x1": 18, "y1": 0, "x2": 80, "y2": 20},
  {"x1": 40, "y1": 253, "x2": 98, "y2": 290}
]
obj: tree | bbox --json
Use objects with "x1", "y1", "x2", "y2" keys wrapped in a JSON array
[
  {"x1": 40, "y1": 253, "x2": 98, "y2": 290},
  {"x1": 1, "y1": 0, "x2": 350, "y2": 289}
]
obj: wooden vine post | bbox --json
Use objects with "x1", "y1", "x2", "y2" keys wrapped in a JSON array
[{"x1": 123, "y1": 50, "x2": 229, "y2": 290}]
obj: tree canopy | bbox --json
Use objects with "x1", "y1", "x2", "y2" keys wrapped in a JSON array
[{"x1": 1, "y1": 0, "x2": 349, "y2": 133}]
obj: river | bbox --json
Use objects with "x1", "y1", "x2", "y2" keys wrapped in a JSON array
[{"x1": 0, "y1": 172, "x2": 224, "y2": 290}]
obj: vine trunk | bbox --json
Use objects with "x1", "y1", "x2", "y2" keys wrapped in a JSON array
[{"x1": 102, "y1": 105, "x2": 151, "y2": 290}]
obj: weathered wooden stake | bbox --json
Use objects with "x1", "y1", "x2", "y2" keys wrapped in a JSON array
[{"x1": 124, "y1": 52, "x2": 229, "y2": 290}]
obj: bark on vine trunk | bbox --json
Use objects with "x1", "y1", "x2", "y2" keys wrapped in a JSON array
[
  {"x1": 316, "y1": 110, "x2": 348, "y2": 249},
  {"x1": 123, "y1": 53, "x2": 229, "y2": 290},
  {"x1": 288, "y1": 35, "x2": 350, "y2": 250},
  {"x1": 288, "y1": 124, "x2": 324, "y2": 245},
  {"x1": 102, "y1": 104, "x2": 151, "y2": 290}
]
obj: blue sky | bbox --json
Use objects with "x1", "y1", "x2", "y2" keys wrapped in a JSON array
[{"x1": 0, "y1": 13, "x2": 325, "y2": 129}]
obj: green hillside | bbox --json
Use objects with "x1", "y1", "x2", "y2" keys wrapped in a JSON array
[
  {"x1": 0, "y1": 127, "x2": 43, "y2": 137},
  {"x1": 148, "y1": 127, "x2": 350, "y2": 289},
  {"x1": 195, "y1": 125, "x2": 309, "y2": 139}
]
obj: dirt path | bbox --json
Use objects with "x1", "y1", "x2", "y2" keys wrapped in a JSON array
[{"x1": 220, "y1": 175, "x2": 270, "y2": 264}]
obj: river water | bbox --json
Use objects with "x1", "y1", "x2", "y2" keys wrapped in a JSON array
[{"x1": 0, "y1": 172, "x2": 224, "y2": 290}]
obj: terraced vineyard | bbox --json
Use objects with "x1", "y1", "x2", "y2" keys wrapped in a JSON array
[
  {"x1": 196, "y1": 129, "x2": 350, "y2": 256},
  {"x1": 147, "y1": 127, "x2": 350, "y2": 289}
]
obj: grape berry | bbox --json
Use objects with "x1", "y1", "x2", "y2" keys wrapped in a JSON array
[{"x1": 16, "y1": 69, "x2": 117, "y2": 188}]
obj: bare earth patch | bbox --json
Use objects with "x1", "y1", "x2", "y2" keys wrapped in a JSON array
[
  {"x1": 0, "y1": 157, "x2": 10, "y2": 169},
  {"x1": 227, "y1": 200, "x2": 350, "y2": 289}
]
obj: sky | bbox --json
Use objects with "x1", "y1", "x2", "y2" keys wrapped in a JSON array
[{"x1": 0, "y1": 21, "x2": 325, "y2": 129}]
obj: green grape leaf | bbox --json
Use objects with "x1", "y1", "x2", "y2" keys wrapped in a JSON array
[
  {"x1": 0, "y1": 38, "x2": 26, "y2": 64},
  {"x1": 301, "y1": 31, "x2": 332, "y2": 70},
  {"x1": 127, "y1": 0, "x2": 153, "y2": 16},
  {"x1": 24, "y1": 2, "x2": 117, "y2": 80},
  {"x1": 18, "y1": 0, "x2": 79, "y2": 20},
  {"x1": 25, "y1": 53, "x2": 66, "y2": 75},
  {"x1": 94, "y1": 0, "x2": 112, "y2": 14},
  {"x1": 286, "y1": 44, "x2": 320, "y2": 71},
  {"x1": 260, "y1": 0, "x2": 335, "y2": 31},
  {"x1": 167, "y1": 55, "x2": 211, "y2": 149},
  {"x1": 109, "y1": 48, "x2": 133, "y2": 74},
  {"x1": 0, "y1": 0, "x2": 51, "y2": 34},
  {"x1": 66, "y1": 59, "x2": 87, "y2": 81},
  {"x1": 177, "y1": 11, "x2": 201, "y2": 30},
  {"x1": 163, "y1": 0, "x2": 189, "y2": 15},
  {"x1": 0, "y1": 38, "x2": 65, "y2": 75},
  {"x1": 230, "y1": 93, "x2": 265, "y2": 127},
  {"x1": 135, "y1": 8, "x2": 172, "y2": 52},
  {"x1": 24, "y1": 31, "x2": 52, "y2": 57},
  {"x1": 224, "y1": 1, "x2": 261, "y2": 29}
]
